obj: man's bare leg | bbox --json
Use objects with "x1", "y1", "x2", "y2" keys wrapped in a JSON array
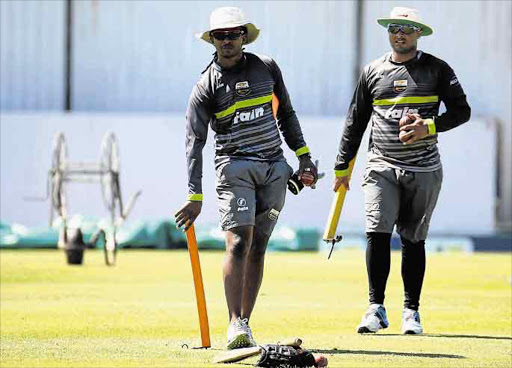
[
  {"x1": 241, "y1": 229, "x2": 270, "y2": 320},
  {"x1": 223, "y1": 225, "x2": 254, "y2": 322}
]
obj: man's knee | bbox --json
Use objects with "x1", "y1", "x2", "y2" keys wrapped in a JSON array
[
  {"x1": 400, "y1": 236, "x2": 425, "y2": 249},
  {"x1": 366, "y1": 232, "x2": 392, "y2": 246},
  {"x1": 226, "y1": 227, "x2": 253, "y2": 259},
  {"x1": 248, "y1": 230, "x2": 270, "y2": 260}
]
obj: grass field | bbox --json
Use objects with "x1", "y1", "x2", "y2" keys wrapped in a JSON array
[{"x1": 1, "y1": 249, "x2": 511, "y2": 367}]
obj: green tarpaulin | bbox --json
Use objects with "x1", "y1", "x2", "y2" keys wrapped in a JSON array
[{"x1": 0, "y1": 217, "x2": 320, "y2": 252}]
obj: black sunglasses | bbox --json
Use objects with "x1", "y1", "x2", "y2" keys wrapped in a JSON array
[
  {"x1": 387, "y1": 23, "x2": 421, "y2": 35},
  {"x1": 211, "y1": 30, "x2": 245, "y2": 41}
]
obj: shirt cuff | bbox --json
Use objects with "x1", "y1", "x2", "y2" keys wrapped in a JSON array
[
  {"x1": 295, "y1": 146, "x2": 311, "y2": 157},
  {"x1": 187, "y1": 194, "x2": 203, "y2": 201},
  {"x1": 334, "y1": 169, "x2": 349, "y2": 177},
  {"x1": 425, "y1": 118, "x2": 436, "y2": 135}
]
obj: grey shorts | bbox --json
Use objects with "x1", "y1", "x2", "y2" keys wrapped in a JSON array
[
  {"x1": 215, "y1": 159, "x2": 293, "y2": 234},
  {"x1": 362, "y1": 166, "x2": 443, "y2": 242}
]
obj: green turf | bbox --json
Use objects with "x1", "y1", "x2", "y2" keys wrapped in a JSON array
[{"x1": 1, "y1": 249, "x2": 511, "y2": 367}]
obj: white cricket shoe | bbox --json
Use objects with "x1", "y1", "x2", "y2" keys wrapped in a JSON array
[
  {"x1": 226, "y1": 317, "x2": 257, "y2": 350},
  {"x1": 357, "y1": 304, "x2": 389, "y2": 333},
  {"x1": 402, "y1": 308, "x2": 423, "y2": 335}
]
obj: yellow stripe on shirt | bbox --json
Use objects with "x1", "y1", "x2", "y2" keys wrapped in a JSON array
[
  {"x1": 215, "y1": 94, "x2": 273, "y2": 119},
  {"x1": 373, "y1": 95, "x2": 439, "y2": 106}
]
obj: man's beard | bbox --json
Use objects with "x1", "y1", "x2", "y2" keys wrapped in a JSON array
[
  {"x1": 220, "y1": 46, "x2": 241, "y2": 59},
  {"x1": 393, "y1": 44, "x2": 417, "y2": 54}
]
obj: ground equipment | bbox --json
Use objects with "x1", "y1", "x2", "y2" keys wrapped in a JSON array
[{"x1": 46, "y1": 131, "x2": 141, "y2": 265}]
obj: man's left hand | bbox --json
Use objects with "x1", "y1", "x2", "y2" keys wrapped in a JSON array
[
  {"x1": 298, "y1": 155, "x2": 318, "y2": 186},
  {"x1": 399, "y1": 113, "x2": 429, "y2": 144}
]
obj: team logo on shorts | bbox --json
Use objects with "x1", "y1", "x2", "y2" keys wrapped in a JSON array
[
  {"x1": 237, "y1": 197, "x2": 248, "y2": 212},
  {"x1": 394, "y1": 80, "x2": 408, "y2": 93},
  {"x1": 235, "y1": 81, "x2": 251, "y2": 96},
  {"x1": 268, "y1": 208, "x2": 280, "y2": 221}
]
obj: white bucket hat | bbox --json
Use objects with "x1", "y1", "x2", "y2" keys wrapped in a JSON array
[
  {"x1": 377, "y1": 7, "x2": 433, "y2": 36},
  {"x1": 196, "y1": 7, "x2": 260, "y2": 45}
]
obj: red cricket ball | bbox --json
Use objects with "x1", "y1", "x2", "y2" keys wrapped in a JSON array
[
  {"x1": 300, "y1": 172, "x2": 315, "y2": 186},
  {"x1": 315, "y1": 354, "x2": 328, "y2": 367},
  {"x1": 399, "y1": 114, "x2": 416, "y2": 127}
]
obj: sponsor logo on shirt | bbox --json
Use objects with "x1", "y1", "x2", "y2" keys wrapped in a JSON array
[
  {"x1": 384, "y1": 107, "x2": 418, "y2": 120},
  {"x1": 233, "y1": 107, "x2": 265, "y2": 125},
  {"x1": 394, "y1": 80, "x2": 408, "y2": 93},
  {"x1": 235, "y1": 81, "x2": 251, "y2": 96},
  {"x1": 237, "y1": 197, "x2": 249, "y2": 212},
  {"x1": 268, "y1": 208, "x2": 280, "y2": 221},
  {"x1": 450, "y1": 78, "x2": 459, "y2": 86}
]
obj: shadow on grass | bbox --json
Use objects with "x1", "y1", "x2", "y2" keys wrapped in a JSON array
[
  {"x1": 371, "y1": 333, "x2": 512, "y2": 341},
  {"x1": 426, "y1": 334, "x2": 512, "y2": 341},
  {"x1": 311, "y1": 349, "x2": 464, "y2": 359}
]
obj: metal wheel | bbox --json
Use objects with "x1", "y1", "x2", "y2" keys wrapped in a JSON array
[
  {"x1": 100, "y1": 131, "x2": 120, "y2": 215},
  {"x1": 99, "y1": 131, "x2": 120, "y2": 266},
  {"x1": 49, "y1": 132, "x2": 68, "y2": 226}
]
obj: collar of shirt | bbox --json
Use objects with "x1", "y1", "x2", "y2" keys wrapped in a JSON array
[
  {"x1": 387, "y1": 50, "x2": 423, "y2": 66},
  {"x1": 212, "y1": 52, "x2": 248, "y2": 72}
]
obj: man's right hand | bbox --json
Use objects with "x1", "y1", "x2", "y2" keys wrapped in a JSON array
[
  {"x1": 332, "y1": 176, "x2": 350, "y2": 192},
  {"x1": 174, "y1": 201, "x2": 202, "y2": 231}
]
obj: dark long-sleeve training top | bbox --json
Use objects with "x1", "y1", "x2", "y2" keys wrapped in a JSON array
[
  {"x1": 335, "y1": 51, "x2": 471, "y2": 173},
  {"x1": 185, "y1": 52, "x2": 309, "y2": 198}
]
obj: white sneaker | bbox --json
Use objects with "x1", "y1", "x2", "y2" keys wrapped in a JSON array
[
  {"x1": 402, "y1": 308, "x2": 423, "y2": 334},
  {"x1": 246, "y1": 325, "x2": 257, "y2": 347},
  {"x1": 226, "y1": 317, "x2": 257, "y2": 350},
  {"x1": 357, "y1": 304, "x2": 389, "y2": 333}
]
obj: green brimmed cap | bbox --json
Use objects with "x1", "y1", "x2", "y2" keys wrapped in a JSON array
[{"x1": 377, "y1": 7, "x2": 433, "y2": 36}]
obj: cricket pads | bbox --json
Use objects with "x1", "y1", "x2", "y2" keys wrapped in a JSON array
[{"x1": 256, "y1": 344, "x2": 316, "y2": 368}]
